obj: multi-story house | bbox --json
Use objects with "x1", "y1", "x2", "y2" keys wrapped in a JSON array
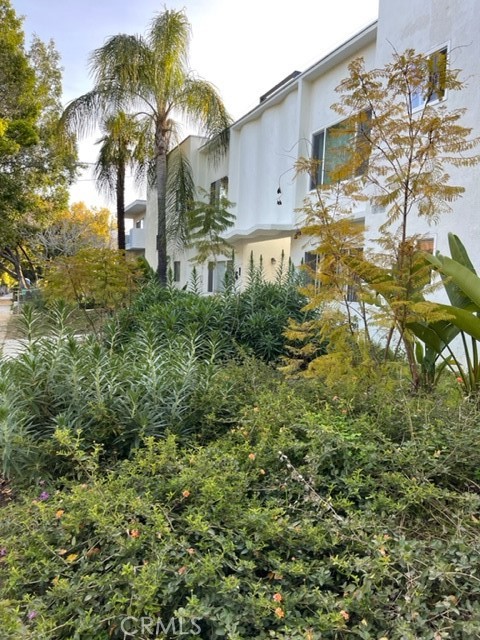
[{"x1": 138, "y1": 0, "x2": 480, "y2": 293}]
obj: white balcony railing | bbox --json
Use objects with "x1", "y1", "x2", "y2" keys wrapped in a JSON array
[{"x1": 125, "y1": 228, "x2": 145, "y2": 251}]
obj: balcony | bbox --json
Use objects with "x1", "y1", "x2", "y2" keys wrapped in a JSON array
[{"x1": 125, "y1": 228, "x2": 145, "y2": 251}]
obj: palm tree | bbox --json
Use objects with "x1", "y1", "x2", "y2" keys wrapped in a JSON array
[
  {"x1": 62, "y1": 9, "x2": 231, "y2": 283},
  {"x1": 94, "y1": 111, "x2": 149, "y2": 250}
]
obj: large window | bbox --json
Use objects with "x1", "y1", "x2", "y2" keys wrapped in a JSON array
[
  {"x1": 411, "y1": 47, "x2": 447, "y2": 110},
  {"x1": 210, "y1": 177, "x2": 229, "y2": 205},
  {"x1": 311, "y1": 113, "x2": 370, "y2": 188}
]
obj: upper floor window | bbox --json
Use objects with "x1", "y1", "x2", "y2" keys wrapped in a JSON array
[
  {"x1": 210, "y1": 177, "x2": 229, "y2": 205},
  {"x1": 310, "y1": 112, "x2": 371, "y2": 189},
  {"x1": 410, "y1": 47, "x2": 447, "y2": 110}
]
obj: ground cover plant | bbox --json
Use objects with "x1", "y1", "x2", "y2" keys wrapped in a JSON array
[{"x1": 1, "y1": 376, "x2": 480, "y2": 638}]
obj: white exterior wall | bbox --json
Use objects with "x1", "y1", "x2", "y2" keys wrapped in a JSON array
[
  {"x1": 143, "y1": 0, "x2": 480, "y2": 294},
  {"x1": 144, "y1": 135, "x2": 231, "y2": 290},
  {"x1": 371, "y1": 0, "x2": 480, "y2": 265}
]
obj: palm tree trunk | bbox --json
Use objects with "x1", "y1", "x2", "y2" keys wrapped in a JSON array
[
  {"x1": 116, "y1": 162, "x2": 126, "y2": 250},
  {"x1": 155, "y1": 124, "x2": 168, "y2": 285}
]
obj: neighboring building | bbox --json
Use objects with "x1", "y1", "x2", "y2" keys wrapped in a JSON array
[
  {"x1": 124, "y1": 199, "x2": 146, "y2": 258},
  {"x1": 142, "y1": 0, "x2": 480, "y2": 293}
]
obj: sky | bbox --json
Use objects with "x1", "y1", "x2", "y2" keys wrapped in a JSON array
[{"x1": 12, "y1": 0, "x2": 379, "y2": 210}]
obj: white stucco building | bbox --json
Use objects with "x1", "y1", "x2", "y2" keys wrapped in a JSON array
[{"x1": 140, "y1": 0, "x2": 480, "y2": 293}]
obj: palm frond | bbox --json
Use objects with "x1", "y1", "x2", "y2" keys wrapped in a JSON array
[
  {"x1": 166, "y1": 148, "x2": 195, "y2": 249},
  {"x1": 60, "y1": 89, "x2": 112, "y2": 138},
  {"x1": 89, "y1": 34, "x2": 156, "y2": 114},
  {"x1": 177, "y1": 77, "x2": 231, "y2": 162},
  {"x1": 148, "y1": 9, "x2": 190, "y2": 100}
]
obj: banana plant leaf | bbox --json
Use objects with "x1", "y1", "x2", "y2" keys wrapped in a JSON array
[{"x1": 426, "y1": 254, "x2": 480, "y2": 311}]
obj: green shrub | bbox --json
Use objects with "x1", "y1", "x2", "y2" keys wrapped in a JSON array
[
  {"x1": 1, "y1": 390, "x2": 480, "y2": 638},
  {"x1": 1, "y1": 305, "x2": 280, "y2": 482},
  {"x1": 107, "y1": 272, "x2": 314, "y2": 364}
]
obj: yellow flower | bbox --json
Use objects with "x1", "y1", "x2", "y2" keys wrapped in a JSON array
[
  {"x1": 66, "y1": 553, "x2": 78, "y2": 563},
  {"x1": 55, "y1": 509, "x2": 64, "y2": 519},
  {"x1": 182, "y1": 490, "x2": 191, "y2": 498},
  {"x1": 248, "y1": 453, "x2": 256, "y2": 461},
  {"x1": 274, "y1": 607, "x2": 285, "y2": 618}
]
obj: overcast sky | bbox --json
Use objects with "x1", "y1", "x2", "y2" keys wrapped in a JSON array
[{"x1": 12, "y1": 0, "x2": 379, "y2": 208}]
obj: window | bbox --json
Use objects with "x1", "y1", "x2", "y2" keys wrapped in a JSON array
[
  {"x1": 417, "y1": 238, "x2": 434, "y2": 254},
  {"x1": 173, "y1": 261, "x2": 181, "y2": 283},
  {"x1": 311, "y1": 112, "x2": 371, "y2": 188},
  {"x1": 410, "y1": 47, "x2": 447, "y2": 110},
  {"x1": 302, "y1": 251, "x2": 320, "y2": 285},
  {"x1": 210, "y1": 177, "x2": 229, "y2": 205},
  {"x1": 135, "y1": 219, "x2": 144, "y2": 229},
  {"x1": 207, "y1": 260, "x2": 233, "y2": 293}
]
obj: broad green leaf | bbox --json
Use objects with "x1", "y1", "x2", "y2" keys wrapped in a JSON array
[
  {"x1": 425, "y1": 254, "x2": 480, "y2": 311},
  {"x1": 448, "y1": 233, "x2": 476, "y2": 274}
]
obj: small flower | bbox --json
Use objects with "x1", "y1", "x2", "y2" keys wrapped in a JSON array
[
  {"x1": 248, "y1": 453, "x2": 256, "y2": 461},
  {"x1": 57, "y1": 548, "x2": 68, "y2": 556},
  {"x1": 273, "y1": 592, "x2": 283, "y2": 602},
  {"x1": 456, "y1": 376, "x2": 463, "y2": 383},
  {"x1": 178, "y1": 565, "x2": 187, "y2": 575},
  {"x1": 129, "y1": 529, "x2": 140, "y2": 539},
  {"x1": 66, "y1": 553, "x2": 78, "y2": 563},
  {"x1": 182, "y1": 490, "x2": 191, "y2": 498},
  {"x1": 86, "y1": 547, "x2": 100, "y2": 557},
  {"x1": 274, "y1": 607, "x2": 285, "y2": 618},
  {"x1": 28, "y1": 610, "x2": 38, "y2": 620},
  {"x1": 55, "y1": 509, "x2": 64, "y2": 519},
  {"x1": 0, "y1": 547, "x2": 7, "y2": 557},
  {"x1": 340, "y1": 610, "x2": 350, "y2": 621},
  {"x1": 186, "y1": 547, "x2": 195, "y2": 555},
  {"x1": 341, "y1": 409, "x2": 348, "y2": 415},
  {"x1": 259, "y1": 468, "x2": 266, "y2": 475},
  {"x1": 38, "y1": 491, "x2": 50, "y2": 501}
]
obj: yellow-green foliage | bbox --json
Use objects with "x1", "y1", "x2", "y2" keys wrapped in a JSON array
[
  {"x1": 291, "y1": 49, "x2": 479, "y2": 388},
  {"x1": 41, "y1": 247, "x2": 139, "y2": 311}
]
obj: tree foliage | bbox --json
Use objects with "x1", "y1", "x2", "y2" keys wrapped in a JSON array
[
  {"x1": 35, "y1": 202, "x2": 113, "y2": 259},
  {"x1": 0, "y1": 0, "x2": 76, "y2": 286},
  {"x1": 294, "y1": 49, "x2": 479, "y2": 388},
  {"x1": 62, "y1": 8, "x2": 231, "y2": 284}
]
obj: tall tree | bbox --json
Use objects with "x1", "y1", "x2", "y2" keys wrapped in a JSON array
[
  {"x1": 94, "y1": 112, "x2": 149, "y2": 250},
  {"x1": 0, "y1": 0, "x2": 76, "y2": 285},
  {"x1": 62, "y1": 8, "x2": 231, "y2": 284}
]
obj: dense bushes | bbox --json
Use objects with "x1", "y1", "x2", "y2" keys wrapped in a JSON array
[
  {"x1": 1, "y1": 278, "x2": 480, "y2": 638},
  {"x1": 108, "y1": 269, "x2": 315, "y2": 363},
  {"x1": 1, "y1": 383, "x2": 480, "y2": 638},
  {"x1": 0, "y1": 305, "x2": 281, "y2": 480}
]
